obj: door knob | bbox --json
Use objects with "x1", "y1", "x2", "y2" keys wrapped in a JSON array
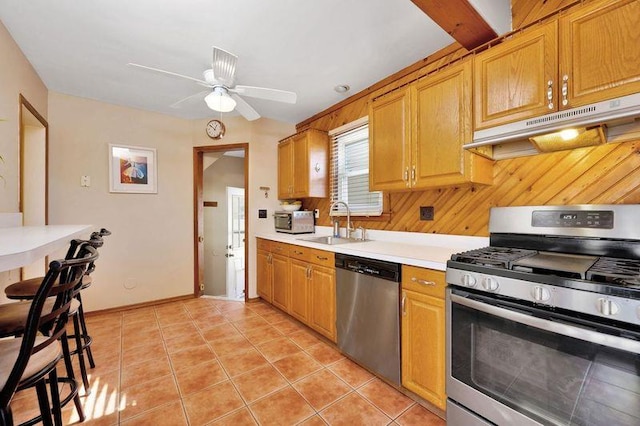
[{"x1": 225, "y1": 253, "x2": 235, "y2": 258}]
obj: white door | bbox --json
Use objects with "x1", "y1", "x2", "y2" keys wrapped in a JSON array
[{"x1": 226, "y1": 187, "x2": 245, "y2": 300}]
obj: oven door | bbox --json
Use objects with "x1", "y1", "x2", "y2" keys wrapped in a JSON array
[
  {"x1": 273, "y1": 212, "x2": 292, "y2": 232},
  {"x1": 447, "y1": 287, "x2": 640, "y2": 426}
]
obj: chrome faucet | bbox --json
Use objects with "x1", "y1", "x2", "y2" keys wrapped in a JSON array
[{"x1": 329, "y1": 200, "x2": 353, "y2": 239}]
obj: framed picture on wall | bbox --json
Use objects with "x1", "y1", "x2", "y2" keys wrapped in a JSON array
[{"x1": 109, "y1": 144, "x2": 157, "y2": 193}]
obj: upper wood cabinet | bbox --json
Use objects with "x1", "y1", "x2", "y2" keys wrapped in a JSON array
[
  {"x1": 370, "y1": 88, "x2": 412, "y2": 192},
  {"x1": 277, "y1": 129, "x2": 329, "y2": 199},
  {"x1": 370, "y1": 59, "x2": 492, "y2": 192},
  {"x1": 559, "y1": 0, "x2": 640, "y2": 107},
  {"x1": 473, "y1": 21, "x2": 558, "y2": 130},
  {"x1": 474, "y1": 0, "x2": 640, "y2": 130}
]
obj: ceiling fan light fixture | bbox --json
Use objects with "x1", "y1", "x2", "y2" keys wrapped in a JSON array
[{"x1": 205, "y1": 88, "x2": 236, "y2": 112}]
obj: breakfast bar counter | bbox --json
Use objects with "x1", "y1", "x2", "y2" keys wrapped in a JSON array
[{"x1": 0, "y1": 225, "x2": 92, "y2": 272}]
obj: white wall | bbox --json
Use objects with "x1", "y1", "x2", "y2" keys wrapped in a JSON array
[
  {"x1": 0, "y1": 21, "x2": 49, "y2": 293},
  {"x1": 47, "y1": 94, "x2": 294, "y2": 311}
]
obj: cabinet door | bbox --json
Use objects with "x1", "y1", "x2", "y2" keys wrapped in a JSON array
[
  {"x1": 256, "y1": 249, "x2": 272, "y2": 303},
  {"x1": 309, "y1": 265, "x2": 336, "y2": 342},
  {"x1": 401, "y1": 290, "x2": 446, "y2": 410},
  {"x1": 474, "y1": 21, "x2": 558, "y2": 130},
  {"x1": 560, "y1": 0, "x2": 640, "y2": 108},
  {"x1": 291, "y1": 134, "x2": 310, "y2": 197},
  {"x1": 271, "y1": 254, "x2": 290, "y2": 312},
  {"x1": 413, "y1": 60, "x2": 493, "y2": 188},
  {"x1": 369, "y1": 87, "x2": 412, "y2": 191},
  {"x1": 278, "y1": 139, "x2": 293, "y2": 199},
  {"x1": 289, "y1": 259, "x2": 310, "y2": 322}
]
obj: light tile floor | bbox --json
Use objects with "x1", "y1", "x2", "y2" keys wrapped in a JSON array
[{"x1": 10, "y1": 298, "x2": 446, "y2": 426}]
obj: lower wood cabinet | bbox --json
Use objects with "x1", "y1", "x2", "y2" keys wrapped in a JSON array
[
  {"x1": 309, "y1": 264, "x2": 336, "y2": 341},
  {"x1": 289, "y1": 259, "x2": 311, "y2": 323},
  {"x1": 271, "y1": 253, "x2": 290, "y2": 312},
  {"x1": 256, "y1": 248, "x2": 272, "y2": 303},
  {"x1": 257, "y1": 238, "x2": 337, "y2": 343},
  {"x1": 401, "y1": 265, "x2": 447, "y2": 410}
]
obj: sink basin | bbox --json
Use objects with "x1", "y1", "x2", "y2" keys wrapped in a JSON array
[{"x1": 298, "y1": 236, "x2": 369, "y2": 245}]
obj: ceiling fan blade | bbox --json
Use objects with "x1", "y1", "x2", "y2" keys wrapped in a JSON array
[
  {"x1": 212, "y1": 47, "x2": 238, "y2": 87},
  {"x1": 169, "y1": 90, "x2": 210, "y2": 109},
  {"x1": 230, "y1": 93, "x2": 260, "y2": 121},
  {"x1": 127, "y1": 63, "x2": 212, "y2": 87},
  {"x1": 233, "y1": 85, "x2": 297, "y2": 104}
]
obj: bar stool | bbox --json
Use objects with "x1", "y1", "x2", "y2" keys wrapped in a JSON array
[
  {"x1": 4, "y1": 229, "x2": 110, "y2": 393},
  {"x1": 0, "y1": 244, "x2": 98, "y2": 426}
]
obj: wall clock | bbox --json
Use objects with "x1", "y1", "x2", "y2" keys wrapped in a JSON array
[{"x1": 206, "y1": 119, "x2": 225, "y2": 139}]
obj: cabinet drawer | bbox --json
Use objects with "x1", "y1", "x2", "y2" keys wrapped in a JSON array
[
  {"x1": 289, "y1": 245, "x2": 312, "y2": 262},
  {"x1": 308, "y1": 248, "x2": 334, "y2": 268},
  {"x1": 271, "y1": 242, "x2": 290, "y2": 256},
  {"x1": 256, "y1": 238, "x2": 271, "y2": 251},
  {"x1": 402, "y1": 265, "x2": 446, "y2": 299}
]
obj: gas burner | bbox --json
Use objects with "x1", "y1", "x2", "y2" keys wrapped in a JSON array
[
  {"x1": 451, "y1": 247, "x2": 537, "y2": 269},
  {"x1": 587, "y1": 257, "x2": 640, "y2": 287}
]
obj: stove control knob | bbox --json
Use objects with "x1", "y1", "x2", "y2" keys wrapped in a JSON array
[
  {"x1": 482, "y1": 277, "x2": 499, "y2": 291},
  {"x1": 461, "y1": 274, "x2": 477, "y2": 287},
  {"x1": 532, "y1": 286, "x2": 551, "y2": 302},
  {"x1": 597, "y1": 298, "x2": 619, "y2": 316}
]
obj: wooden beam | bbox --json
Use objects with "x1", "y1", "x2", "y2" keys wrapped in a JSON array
[{"x1": 410, "y1": 0, "x2": 498, "y2": 50}]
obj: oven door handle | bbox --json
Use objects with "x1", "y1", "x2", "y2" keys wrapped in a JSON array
[{"x1": 451, "y1": 293, "x2": 640, "y2": 355}]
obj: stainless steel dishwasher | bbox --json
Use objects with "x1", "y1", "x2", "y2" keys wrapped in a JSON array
[{"x1": 335, "y1": 253, "x2": 401, "y2": 385}]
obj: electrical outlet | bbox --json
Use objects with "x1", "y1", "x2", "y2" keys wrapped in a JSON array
[
  {"x1": 420, "y1": 206, "x2": 434, "y2": 221},
  {"x1": 314, "y1": 209, "x2": 320, "y2": 219}
]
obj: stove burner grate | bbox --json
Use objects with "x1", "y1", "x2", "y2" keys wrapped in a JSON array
[
  {"x1": 451, "y1": 247, "x2": 537, "y2": 269},
  {"x1": 587, "y1": 257, "x2": 640, "y2": 287}
]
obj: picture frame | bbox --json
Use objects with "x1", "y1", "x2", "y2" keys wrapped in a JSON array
[{"x1": 109, "y1": 144, "x2": 157, "y2": 193}]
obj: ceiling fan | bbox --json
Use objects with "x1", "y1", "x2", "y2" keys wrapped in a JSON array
[{"x1": 128, "y1": 47, "x2": 297, "y2": 121}]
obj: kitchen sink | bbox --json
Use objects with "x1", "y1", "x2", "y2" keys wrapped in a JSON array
[{"x1": 298, "y1": 236, "x2": 369, "y2": 245}]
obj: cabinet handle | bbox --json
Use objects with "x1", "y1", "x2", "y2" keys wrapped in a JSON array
[
  {"x1": 411, "y1": 277, "x2": 435, "y2": 286},
  {"x1": 561, "y1": 75, "x2": 569, "y2": 106},
  {"x1": 306, "y1": 265, "x2": 312, "y2": 279},
  {"x1": 293, "y1": 250, "x2": 303, "y2": 255},
  {"x1": 268, "y1": 253, "x2": 272, "y2": 264},
  {"x1": 401, "y1": 292, "x2": 407, "y2": 316},
  {"x1": 547, "y1": 80, "x2": 554, "y2": 110},
  {"x1": 411, "y1": 166, "x2": 416, "y2": 183},
  {"x1": 403, "y1": 168, "x2": 409, "y2": 182},
  {"x1": 316, "y1": 255, "x2": 328, "y2": 261}
]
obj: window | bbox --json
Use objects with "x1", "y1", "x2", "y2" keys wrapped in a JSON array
[{"x1": 329, "y1": 118, "x2": 383, "y2": 216}]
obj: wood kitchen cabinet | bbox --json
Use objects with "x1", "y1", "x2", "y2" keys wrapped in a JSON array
[
  {"x1": 289, "y1": 258, "x2": 311, "y2": 323},
  {"x1": 256, "y1": 238, "x2": 337, "y2": 342},
  {"x1": 270, "y1": 242, "x2": 291, "y2": 312},
  {"x1": 474, "y1": 0, "x2": 640, "y2": 130},
  {"x1": 289, "y1": 245, "x2": 337, "y2": 341},
  {"x1": 370, "y1": 59, "x2": 492, "y2": 191},
  {"x1": 277, "y1": 129, "x2": 329, "y2": 199},
  {"x1": 401, "y1": 265, "x2": 446, "y2": 410},
  {"x1": 256, "y1": 239, "x2": 273, "y2": 303}
]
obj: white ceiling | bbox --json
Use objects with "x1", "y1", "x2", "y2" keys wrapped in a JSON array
[{"x1": 0, "y1": 0, "x2": 510, "y2": 124}]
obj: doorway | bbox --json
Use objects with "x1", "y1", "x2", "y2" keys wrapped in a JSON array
[
  {"x1": 193, "y1": 144, "x2": 249, "y2": 301},
  {"x1": 19, "y1": 95, "x2": 48, "y2": 279}
]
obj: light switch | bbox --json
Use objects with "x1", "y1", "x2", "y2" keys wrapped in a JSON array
[{"x1": 81, "y1": 175, "x2": 91, "y2": 187}]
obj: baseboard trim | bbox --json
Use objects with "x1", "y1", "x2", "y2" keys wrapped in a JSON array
[{"x1": 85, "y1": 294, "x2": 195, "y2": 316}]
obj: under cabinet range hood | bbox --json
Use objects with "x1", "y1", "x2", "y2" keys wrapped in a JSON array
[{"x1": 465, "y1": 92, "x2": 640, "y2": 160}]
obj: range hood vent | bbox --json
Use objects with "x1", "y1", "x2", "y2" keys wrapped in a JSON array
[{"x1": 466, "y1": 92, "x2": 640, "y2": 160}]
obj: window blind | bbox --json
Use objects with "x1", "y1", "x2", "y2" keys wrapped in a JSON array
[{"x1": 329, "y1": 121, "x2": 383, "y2": 216}]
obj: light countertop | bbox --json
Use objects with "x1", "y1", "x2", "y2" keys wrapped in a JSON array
[
  {"x1": 256, "y1": 227, "x2": 489, "y2": 271},
  {"x1": 0, "y1": 225, "x2": 93, "y2": 272}
]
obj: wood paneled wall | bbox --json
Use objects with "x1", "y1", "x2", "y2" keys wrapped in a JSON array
[{"x1": 297, "y1": 0, "x2": 640, "y2": 237}]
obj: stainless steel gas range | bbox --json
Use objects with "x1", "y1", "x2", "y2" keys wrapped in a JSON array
[{"x1": 445, "y1": 205, "x2": 640, "y2": 426}]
